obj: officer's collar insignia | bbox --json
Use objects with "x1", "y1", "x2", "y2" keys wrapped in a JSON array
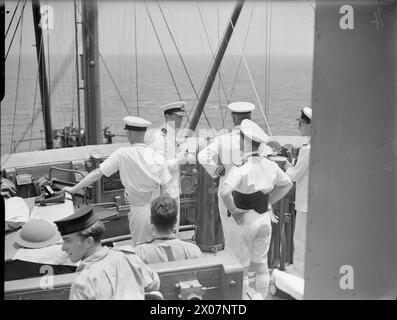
[{"x1": 161, "y1": 128, "x2": 167, "y2": 135}]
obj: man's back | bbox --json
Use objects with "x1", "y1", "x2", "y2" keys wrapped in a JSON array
[
  {"x1": 198, "y1": 130, "x2": 242, "y2": 180},
  {"x1": 135, "y1": 238, "x2": 202, "y2": 264},
  {"x1": 100, "y1": 144, "x2": 170, "y2": 192},
  {"x1": 70, "y1": 246, "x2": 159, "y2": 300}
]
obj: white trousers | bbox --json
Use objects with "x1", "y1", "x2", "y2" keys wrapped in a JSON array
[
  {"x1": 126, "y1": 190, "x2": 180, "y2": 246},
  {"x1": 219, "y1": 190, "x2": 272, "y2": 268},
  {"x1": 128, "y1": 204, "x2": 153, "y2": 247},
  {"x1": 293, "y1": 211, "x2": 307, "y2": 278},
  {"x1": 217, "y1": 191, "x2": 233, "y2": 253}
]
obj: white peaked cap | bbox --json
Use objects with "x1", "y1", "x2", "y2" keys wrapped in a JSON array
[
  {"x1": 160, "y1": 101, "x2": 186, "y2": 115},
  {"x1": 300, "y1": 107, "x2": 312, "y2": 121},
  {"x1": 227, "y1": 101, "x2": 255, "y2": 113},
  {"x1": 123, "y1": 116, "x2": 152, "y2": 130},
  {"x1": 240, "y1": 119, "x2": 269, "y2": 144}
]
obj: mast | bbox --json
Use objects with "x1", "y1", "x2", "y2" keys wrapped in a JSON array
[
  {"x1": 32, "y1": 0, "x2": 53, "y2": 149},
  {"x1": 73, "y1": 0, "x2": 82, "y2": 133},
  {"x1": 193, "y1": 0, "x2": 244, "y2": 253},
  {"x1": 1, "y1": 3, "x2": 4, "y2": 102},
  {"x1": 188, "y1": 0, "x2": 244, "y2": 133},
  {"x1": 82, "y1": 0, "x2": 102, "y2": 145}
]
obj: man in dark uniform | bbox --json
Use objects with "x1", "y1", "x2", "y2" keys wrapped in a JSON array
[{"x1": 54, "y1": 205, "x2": 160, "y2": 300}]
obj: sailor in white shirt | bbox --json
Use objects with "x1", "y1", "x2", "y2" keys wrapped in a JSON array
[
  {"x1": 63, "y1": 116, "x2": 172, "y2": 246},
  {"x1": 149, "y1": 101, "x2": 187, "y2": 232},
  {"x1": 220, "y1": 119, "x2": 292, "y2": 299},
  {"x1": 284, "y1": 107, "x2": 312, "y2": 278},
  {"x1": 197, "y1": 102, "x2": 255, "y2": 252}
]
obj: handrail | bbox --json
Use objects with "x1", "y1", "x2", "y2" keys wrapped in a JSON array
[{"x1": 49, "y1": 166, "x2": 86, "y2": 181}]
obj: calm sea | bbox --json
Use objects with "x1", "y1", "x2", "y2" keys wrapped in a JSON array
[{"x1": 1, "y1": 54, "x2": 312, "y2": 156}]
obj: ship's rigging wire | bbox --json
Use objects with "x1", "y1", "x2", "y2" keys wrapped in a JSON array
[
  {"x1": 75, "y1": 4, "x2": 131, "y2": 115},
  {"x1": 144, "y1": 2, "x2": 182, "y2": 101},
  {"x1": 29, "y1": 49, "x2": 41, "y2": 151},
  {"x1": 5, "y1": 0, "x2": 28, "y2": 62},
  {"x1": 133, "y1": 0, "x2": 139, "y2": 116},
  {"x1": 222, "y1": 2, "x2": 255, "y2": 121},
  {"x1": 156, "y1": 0, "x2": 197, "y2": 124},
  {"x1": 195, "y1": 2, "x2": 230, "y2": 113},
  {"x1": 18, "y1": 46, "x2": 74, "y2": 152},
  {"x1": 216, "y1": 1, "x2": 225, "y2": 127},
  {"x1": 230, "y1": 20, "x2": 272, "y2": 136},
  {"x1": 264, "y1": 0, "x2": 273, "y2": 121},
  {"x1": 5, "y1": 0, "x2": 21, "y2": 38},
  {"x1": 183, "y1": 1, "x2": 235, "y2": 132},
  {"x1": 146, "y1": 2, "x2": 214, "y2": 134},
  {"x1": 46, "y1": 0, "x2": 51, "y2": 113},
  {"x1": 10, "y1": 10, "x2": 24, "y2": 154}
]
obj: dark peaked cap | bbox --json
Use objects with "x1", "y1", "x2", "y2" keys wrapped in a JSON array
[{"x1": 55, "y1": 205, "x2": 98, "y2": 236}]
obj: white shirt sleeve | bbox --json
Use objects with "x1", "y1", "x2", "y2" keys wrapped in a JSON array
[
  {"x1": 286, "y1": 147, "x2": 310, "y2": 182},
  {"x1": 99, "y1": 149, "x2": 121, "y2": 177},
  {"x1": 275, "y1": 164, "x2": 293, "y2": 187}
]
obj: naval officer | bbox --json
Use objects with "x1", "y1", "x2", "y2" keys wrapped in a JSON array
[
  {"x1": 197, "y1": 101, "x2": 255, "y2": 252},
  {"x1": 284, "y1": 107, "x2": 312, "y2": 278},
  {"x1": 150, "y1": 101, "x2": 187, "y2": 232},
  {"x1": 63, "y1": 116, "x2": 172, "y2": 246},
  {"x1": 220, "y1": 119, "x2": 292, "y2": 299},
  {"x1": 54, "y1": 205, "x2": 160, "y2": 300}
]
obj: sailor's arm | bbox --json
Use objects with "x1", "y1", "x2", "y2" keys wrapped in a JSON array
[
  {"x1": 269, "y1": 181, "x2": 293, "y2": 205},
  {"x1": 220, "y1": 168, "x2": 247, "y2": 224},
  {"x1": 63, "y1": 149, "x2": 120, "y2": 194},
  {"x1": 220, "y1": 183, "x2": 247, "y2": 225},
  {"x1": 269, "y1": 166, "x2": 293, "y2": 204},
  {"x1": 134, "y1": 254, "x2": 161, "y2": 292},
  {"x1": 69, "y1": 275, "x2": 95, "y2": 300},
  {"x1": 149, "y1": 130, "x2": 166, "y2": 157},
  {"x1": 63, "y1": 169, "x2": 103, "y2": 194},
  {"x1": 285, "y1": 148, "x2": 310, "y2": 182}
]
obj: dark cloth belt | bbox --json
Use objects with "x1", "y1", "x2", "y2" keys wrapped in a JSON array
[{"x1": 227, "y1": 190, "x2": 269, "y2": 217}]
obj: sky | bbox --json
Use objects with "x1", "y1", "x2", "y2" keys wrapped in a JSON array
[{"x1": 5, "y1": 0, "x2": 315, "y2": 57}]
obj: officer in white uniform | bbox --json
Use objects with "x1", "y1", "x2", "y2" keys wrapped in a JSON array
[
  {"x1": 220, "y1": 119, "x2": 292, "y2": 299},
  {"x1": 197, "y1": 102, "x2": 255, "y2": 252},
  {"x1": 284, "y1": 107, "x2": 312, "y2": 278},
  {"x1": 63, "y1": 116, "x2": 172, "y2": 246},
  {"x1": 135, "y1": 196, "x2": 202, "y2": 264},
  {"x1": 55, "y1": 206, "x2": 160, "y2": 300},
  {"x1": 149, "y1": 101, "x2": 187, "y2": 232}
]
